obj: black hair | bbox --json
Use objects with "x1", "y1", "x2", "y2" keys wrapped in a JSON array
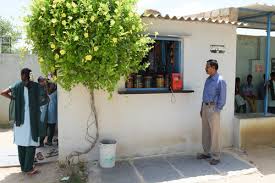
[
  {"x1": 48, "y1": 82, "x2": 57, "y2": 94},
  {"x1": 206, "y1": 59, "x2": 218, "y2": 70},
  {"x1": 247, "y1": 74, "x2": 253, "y2": 79},
  {"x1": 38, "y1": 76, "x2": 45, "y2": 83},
  {"x1": 21, "y1": 68, "x2": 32, "y2": 80},
  {"x1": 236, "y1": 77, "x2": 240, "y2": 82},
  {"x1": 270, "y1": 72, "x2": 275, "y2": 77}
]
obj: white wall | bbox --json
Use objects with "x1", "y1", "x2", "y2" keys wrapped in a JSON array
[
  {"x1": 0, "y1": 54, "x2": 42, "y2": 124},
  {"x1": 236, "y1": 35, "x2": 259, "y2": 83},
  {"x1": 58, "y1": 19, "x2": 237, "y2": 162}
]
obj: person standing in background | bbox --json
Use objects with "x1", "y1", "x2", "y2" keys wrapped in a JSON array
[
  {"x1": 235, "y1": 77, "x2": 246, "y2": 113},
  {"x1": 242, "y1": 74, "x2": 257, "y2": 113},
  {"x1": 37, "y1": 76, "x2": 49, "y2": 147},
  {"x1": 268, "y1": 72, "x2": 275, "y2": 114},
  {"x1": 45, "y1": 82, "x2": 58, "y2": 146},
  {"x1": 257, "y1": 74, "x2": 266, "y2": 101}
]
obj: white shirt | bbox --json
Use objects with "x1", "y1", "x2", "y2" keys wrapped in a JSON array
[
  {"x1": 13, "y1": 86, "x2": 39, "y2": 147},
  {"x1": 235, "y1": 94, "x2": 246, "y2": 106}
]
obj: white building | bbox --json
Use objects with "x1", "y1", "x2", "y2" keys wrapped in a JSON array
[
  {"x1": 58, "y1": 12, "x2": 238, "y2": 162},
  {"x1": 1, "y1": 4, "x2": 275, "y2": 163}
]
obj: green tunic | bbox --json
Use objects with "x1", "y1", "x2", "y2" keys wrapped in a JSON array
[{"x1": 9, "y1": 81, "x2": 47, "y2": 142}]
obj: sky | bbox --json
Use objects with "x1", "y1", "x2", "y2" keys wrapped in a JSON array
[
  {"x1": 1, "y1": 0, "x2": 275, "y2": 25},
  {"x1": 137, "y1": 0, "x2": 275, "y2": 16},
  {"x1": 0, "y1": 0, "x2": 275, "y2": 37}
]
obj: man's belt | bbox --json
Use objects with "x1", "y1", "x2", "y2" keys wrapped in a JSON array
[{"x1": 204, "y1": 102, "x2": 215, "y2": 105}]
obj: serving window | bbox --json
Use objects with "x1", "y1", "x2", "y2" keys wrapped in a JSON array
[
  {"x1": 119, "y1": 36, "x2": 194, "y2": 94},
  {"x1": 126, "y1": 38, "x2": 181, "y2": 89}
]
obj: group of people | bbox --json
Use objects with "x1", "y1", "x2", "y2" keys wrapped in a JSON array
[
  {"x1": 235, "y1": 72, "x2": 275, "y2": 114},
  {"x1": 37, "y1": 76, "x2": 58, "y2": 147},
  {"x1": 0, "y1": 60, "x2": 226, "y2": 173},
  {"x1": 0, "y1": 68, "x2": 58, "y2": 175}
]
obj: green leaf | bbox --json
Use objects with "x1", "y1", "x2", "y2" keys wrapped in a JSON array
[{"x1": 25, "y1": 0, "x2": 153, "y2": 95}]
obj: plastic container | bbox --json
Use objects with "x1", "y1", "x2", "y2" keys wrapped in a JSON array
[
  {"x1": 171, "y1": 73, "x2": 183, "y2": 91},
  {"x1": 99, "y1": 139, "x2": 117, "y2": 168}
]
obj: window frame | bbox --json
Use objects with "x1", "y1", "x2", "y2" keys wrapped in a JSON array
[
  {"x1": 118, "y1": 35, "x2": 194, "y2": 94},
  {"x1": 150, "y1": 35, "x2": 182, "y2": 75}
]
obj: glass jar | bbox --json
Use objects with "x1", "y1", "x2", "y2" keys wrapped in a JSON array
[
  {"x1": 134, "y1": 75, "x2": 143, "y2": 88},
  {"x1": 126, "y1": 76, "x2": 133, "y2": 88},
  {"x1": 156, "y1": 75, "x2": 164, "y2": 88},
  {"x1": 144, "y1": 76, "x2": 153, "y2": 88}
]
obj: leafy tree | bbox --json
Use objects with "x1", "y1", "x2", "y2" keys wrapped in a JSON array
[
  {"x1": 25, "y1": 0, "x2": 153, "y2": 161},
  {"x1": 0, "y1": 16, "x2": 21, "y2": 53},
  {"x1": 25, "y1": 0, "x2": 152, "y2": 92}
]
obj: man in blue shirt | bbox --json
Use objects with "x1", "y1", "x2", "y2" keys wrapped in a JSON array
[{"x1": 197, "y1": 59, "x2": 226, "y2": 165}]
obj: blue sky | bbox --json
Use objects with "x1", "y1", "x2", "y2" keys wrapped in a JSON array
[
  {"x1": 1, "y1": 0, "x2": 275, "y2": 25},
  {"x1": 0, "y1": 0, "x2": 275, "y2": 37},
  {"x1": 137, "y1": 0, "x2": 275, "y2": 16}
]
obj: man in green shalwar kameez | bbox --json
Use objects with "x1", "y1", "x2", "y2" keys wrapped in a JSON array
[{"x1": 1, "y1": 68, "x2": 47, "y2": 175}]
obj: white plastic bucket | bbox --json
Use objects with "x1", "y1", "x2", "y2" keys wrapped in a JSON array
[{"x1": 99, "y1": 139, "x2": 117, "y2": 168}]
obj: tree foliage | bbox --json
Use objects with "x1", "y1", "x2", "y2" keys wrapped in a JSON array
[
  {"x1": 25, "y1": 0, "x2": 153, "y2": 92},
  {"x1": 0, "y1": 16, "x2": 21, "y2": 53}
]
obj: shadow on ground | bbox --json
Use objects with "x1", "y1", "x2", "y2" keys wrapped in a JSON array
[{"x1": 88, "y1": 152, "x2": 257, "y2": 183}]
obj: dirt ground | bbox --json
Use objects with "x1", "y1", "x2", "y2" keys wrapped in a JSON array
[
  {"x1": 0, "y1": 162, "x2": 62, "y2": 183},
  {"x1": 0, "y1": 128, "x2": 64, "y2": 183},
  {"x1": 203, "y1": 173, "x2": 275, "y2": 183},
  {"x1": 0, "y1": 128, "x2": 14, "y2": 148}
]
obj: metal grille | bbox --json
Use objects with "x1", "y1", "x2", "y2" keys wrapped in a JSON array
[{"x1": 0, "y1": 36, "x2": 12, "y2": 53}]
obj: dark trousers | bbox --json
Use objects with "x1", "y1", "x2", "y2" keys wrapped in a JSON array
[
  {"x1": 17, "y1": 146, "x2": 36, "y2": 172},
  {"x1": 40, "y1": 137, "x2": 45, "y2": 146},
  {"x1": 236, "y1": 104, "x2": 246, "y2": 113},
  {"x1": 40, "y1": 122, "x2": 48, "y2": 146},
  {"x1": 268, "y1": 107, "x2": 275, "y2": 114},
  {"x1": 47, "y1": 123, "x2": 56, "y2": 143}
]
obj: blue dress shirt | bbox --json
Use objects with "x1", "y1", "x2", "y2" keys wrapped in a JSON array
[{"x1": 202, "y1": 73, "x2": 227, "y2": 112}]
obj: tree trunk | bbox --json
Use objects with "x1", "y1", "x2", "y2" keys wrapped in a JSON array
[{"x1": 66, "y1": 89, "x2": 99, "y2": 164}]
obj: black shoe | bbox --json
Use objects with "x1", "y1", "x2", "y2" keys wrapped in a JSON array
[
  {"x1": 209, "y1": 159, "x2": 220, "y2": 165},
  {"x1": 197, "y1": 153, "x2": 211, "y2": 159}
]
